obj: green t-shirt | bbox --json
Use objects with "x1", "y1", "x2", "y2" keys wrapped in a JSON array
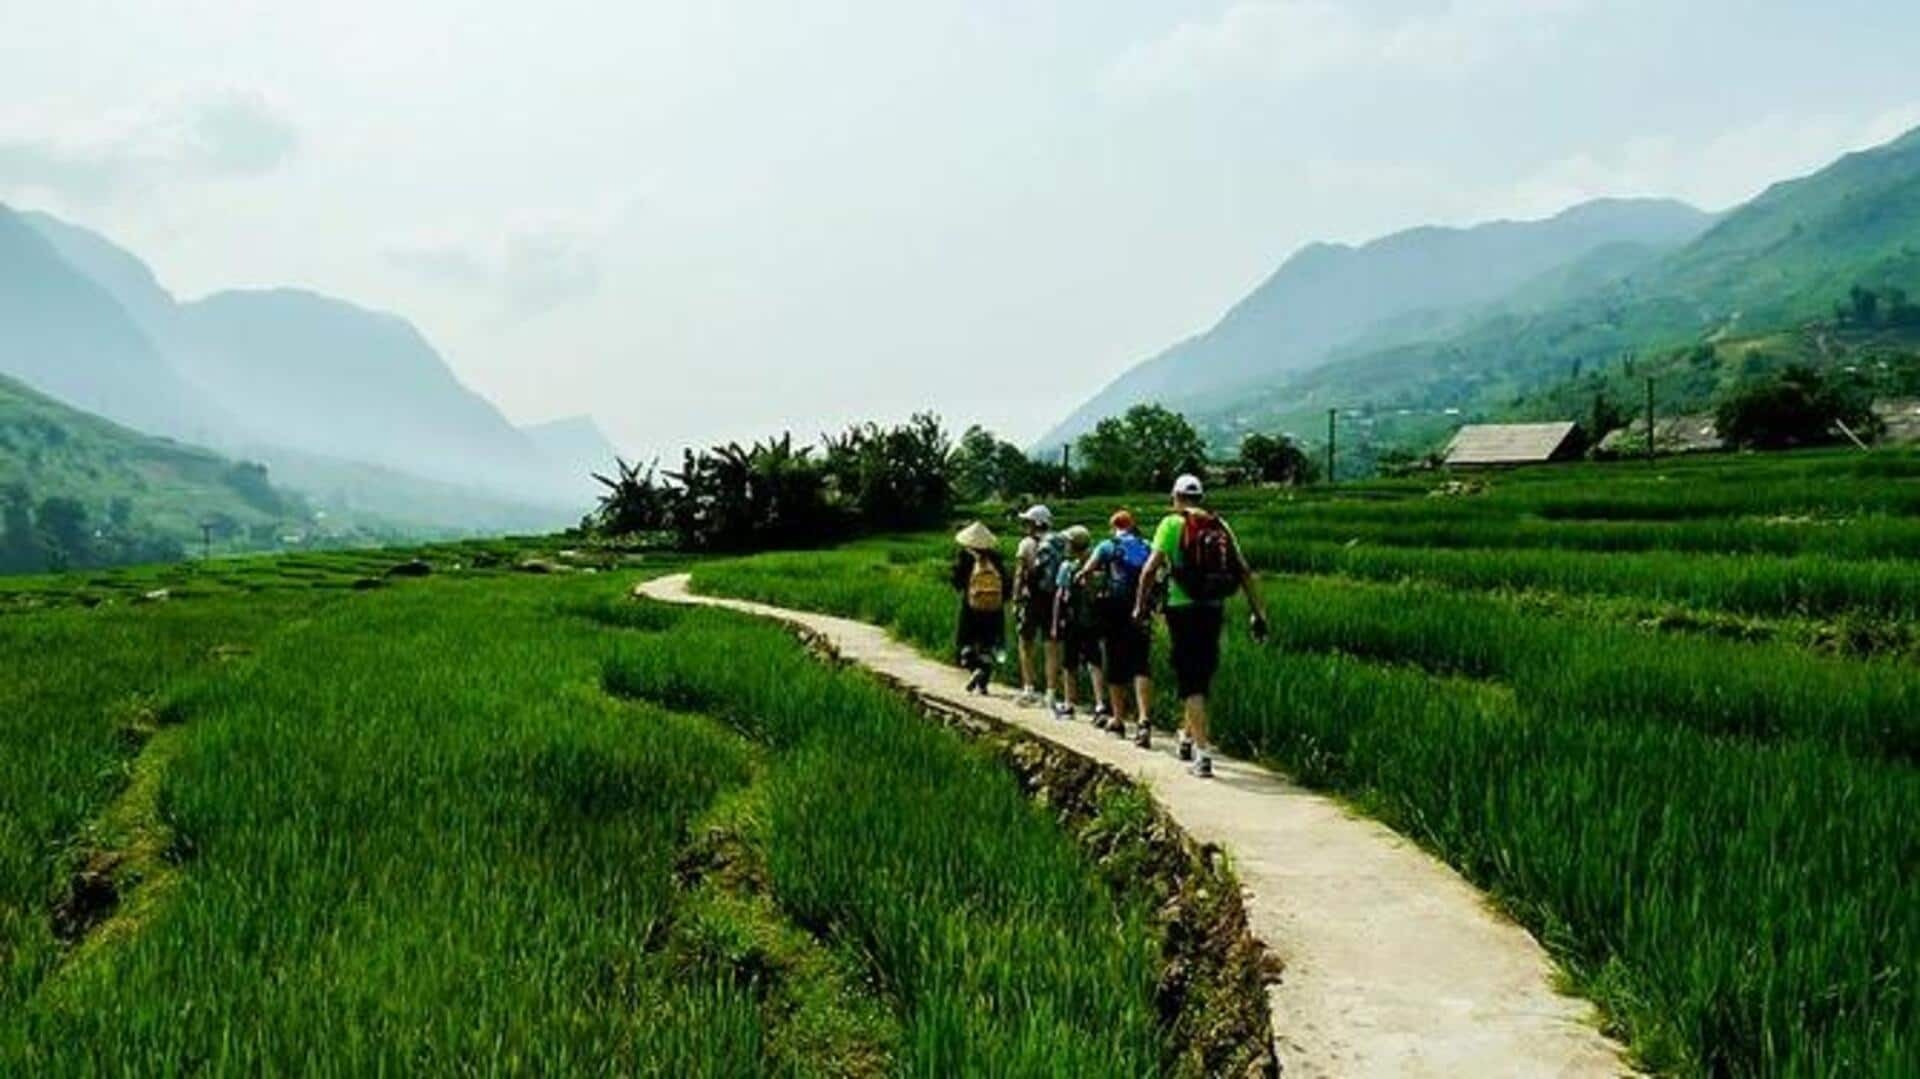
[{"x1": 1151, "y1": 510, "x2": 1237, "y2": 608}]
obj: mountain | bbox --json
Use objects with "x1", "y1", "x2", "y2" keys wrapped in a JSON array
[
  {"x1": 1193, "y1": 125, "x2": 1920, "y2": 446},
  {"x1": 170, "y1": 288, "x2": 561, "y2": 498},
  {"x1": 0, "y1": 370, "x2": 307, "y2": 570},
  {"x1": 19, "y1": 212, "x2": 580, "y2": 512},
  {"x1": 0, "y1": 206, "x2": 224, "y2": 445},
  {"x1": 521, "y1": 415, "x2": 622, "y2": 498},
  {"x1": 1038, "y1": 197, "x2": 1714, "y2": 448}
]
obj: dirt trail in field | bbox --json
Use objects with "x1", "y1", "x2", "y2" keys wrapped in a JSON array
[{"x1": 639, "y1": 574, "x2": 1630, "y2": 1078}]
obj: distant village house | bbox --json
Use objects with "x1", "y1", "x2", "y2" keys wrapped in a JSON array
[{"x1": 1442, "y1": 422, "x2": 1582, "y2": 468}]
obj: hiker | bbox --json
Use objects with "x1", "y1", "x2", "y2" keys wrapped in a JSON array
[
  {"x1": 1079, "y1": 509, "x2": 1154, "y2": 745},
  {"x1": 1049, "y1": 525, "x2": 1105, "y2": 719},
  {"x1": 1012, "y1": 504, "x2": 1065, "y2": 708},
  {"x1": 950, "y1": 521, "x2": 1009, "y2": 695},
  {"x1": 1134, "y1": 474, "x2": 1270, "y2": 778}
]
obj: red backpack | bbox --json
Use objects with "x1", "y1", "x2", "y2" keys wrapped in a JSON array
[{"x1": 1174, "y1": 511, "x2": 1242, "y2": 602}]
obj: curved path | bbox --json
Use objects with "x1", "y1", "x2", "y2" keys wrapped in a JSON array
[{"x1": 639, "y1": 574, "x2": 1630, "y2": 1078}]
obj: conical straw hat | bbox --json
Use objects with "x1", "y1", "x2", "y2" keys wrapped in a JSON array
[{"x1": 954, "y1": 521, "x2": 998, "y2": 550}]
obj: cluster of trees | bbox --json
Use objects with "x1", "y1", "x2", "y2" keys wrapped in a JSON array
[
  {"x1": 1715, "y1": 364, "x2": 1879, "y2": 450},
  {"x1": 0, "y1": 486, "x2": 185, "y2": 573},
  {"x1": 593, "y1": 406, "x2": 1321, "y2": 551},
  {"x1": 592, "y1": 414, "x2": 957, "y2": 551},
  {"x1": 1835, "y1": 284, "x2": 1920, "y2": 329}
]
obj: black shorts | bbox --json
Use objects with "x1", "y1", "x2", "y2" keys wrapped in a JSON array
[
  {"x1": 1100, "y1": 603, "x2": 1150, "y2": 683},
  {"x1": 1165, "y1": 603, "x2": 1225, "y2": 699},
  {"x1": 1060, "y1": 626, "x2": 1102, "y2": 671},
  {"x1": 1017, "y1": 591, "x2": 1053, "y2": 640}
]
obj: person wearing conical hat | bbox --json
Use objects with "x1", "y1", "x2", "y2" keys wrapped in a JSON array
[{"x1": 951, "y1": 521, "x2": 1009, "y2": 695}]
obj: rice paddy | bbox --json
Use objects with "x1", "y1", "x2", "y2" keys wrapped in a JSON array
[
  {"x1": 691, "y1": 448, "x2": 1920, "y2": 1077},
  {"x1": 2, "y1": 555, "x2": 1224, "y2": 1074}
]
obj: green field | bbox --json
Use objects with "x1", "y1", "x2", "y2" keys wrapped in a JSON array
[
  {"x1": 691, "y1": 449, "x2": 1920, "y2": 1076},
  {"x1": 2, "y1": 542, "x2": 1288, "y2": 1074},
  {"x1": 6, "y1": 447, "x2": 1917, "y2": 1075}
]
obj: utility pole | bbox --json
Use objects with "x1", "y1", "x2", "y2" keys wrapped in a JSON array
[
  {"x1": 1645, "y1": 375, "x2": 1656, "y2": 464},
  {"x1": 1325, "y1": 408, "x2": 1337, "y2": 485},
  {"x1": 1060, "y1": 443, "x2": 1072, "y2": 495}
]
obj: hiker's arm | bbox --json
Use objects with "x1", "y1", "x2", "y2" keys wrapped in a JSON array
[
  {"x1": 1134, "y1": 550, "x2": 1167, "y2": 619},
  {"x1": 1238, "y1": 548, "x2": 1270, "y2": 625},
  {"x1": 1075, "y1": 549, "x2": 1105, "y2": 587}
]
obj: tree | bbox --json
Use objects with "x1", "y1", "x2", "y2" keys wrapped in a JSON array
[
  {"x1": 950, "y1": 425, "x2": 1048, "y2": 503},
  {"x1": 1, "y1": 484, "x2": 39, "y2": 573},
  {"x1": 222, "y1": 461, "x2": 283, "y2": 515},
  {"x1": 1587, "y1": 392, "x2": 1627, "y2": 444},
  {"x1": 1848, "y1": 284, "x2": 1881, "y2": 326},
  {"x1": 1075, "y1": 404, "x2": 1208, "y2": 493},
  {"x1": 1238, "y1": 432, "x2": 1317, "y2": 485},
  {"x1": 1715, "y1": 364, "x2": 1878, "y2": 450},
  {"x1": 36, "y1": 496, "x2": 91, "y2": 571},
  {"x1": 592, "y1": 457, "x2": 673, "y2": 536},
  {"x1": 819, "y1": 413, "x2": 953, "y2": 530}
]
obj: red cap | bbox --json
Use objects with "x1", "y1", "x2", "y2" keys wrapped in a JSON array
[{"x1": 1109, "y1": 510, "x2": 1135, "y2": 532}]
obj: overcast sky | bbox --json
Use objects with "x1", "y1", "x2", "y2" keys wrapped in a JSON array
[{"x1": 5, "y1": 1, "x2": 1918, "y2": 458}]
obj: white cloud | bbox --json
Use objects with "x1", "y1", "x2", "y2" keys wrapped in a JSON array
[
  {"x1": 0, "y1": 89, "x2": 296, "y2": 203},
  {"x1": 1104, "y1": 0, "x2": 1588, "y2": 97},
  {"x1": 1506, "y1": 102, "x2": 1920, "y2": 216}
]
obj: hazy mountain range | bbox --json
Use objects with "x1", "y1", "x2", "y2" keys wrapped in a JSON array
[
  {"x1": 1043, "y1": 123, "x2": 1920, "y2": 451},
  {"x1": 3, "y1": 207, "x2": 621, "y2": 534}
]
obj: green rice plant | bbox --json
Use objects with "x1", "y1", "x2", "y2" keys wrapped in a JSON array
[
  {"x1": 601, "y1": 609, "x2": 1165, "y2": 1075},
  {"x1": 693, "y1": 518, "x2": 1920, "y2": 1074},
  {"x1": 1248, "y1": 539, "x2": 1920, "y2": 620}
]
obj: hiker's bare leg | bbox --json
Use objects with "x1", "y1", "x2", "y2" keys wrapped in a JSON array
[
  {"x1": 1108, "y1": 683, "x2": 1131, "y2": 723},
  {"x1": 1045, "y1": 639, "x2": 1062, "y2": 700},
  {"x1": 1018, "y1": 632, "x2": 1036, "y2": 691},
  {"x1": 1135, "y1": 676, "x2": 1154, "y2": 726},
  {"x1": 1184, "y1": 694, "x2": 1208, "y2": 747},
  {"x1": 1090, "y1": 666, "x2": 1109, "y2": 712}
]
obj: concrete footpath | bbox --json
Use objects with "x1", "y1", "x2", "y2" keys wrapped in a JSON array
[{"x1": 638, "y1": 574, "x2": 1630, "y2": 1078}]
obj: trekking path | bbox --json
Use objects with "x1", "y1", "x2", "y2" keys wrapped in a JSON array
[{"x1": 638, "y1": 574, "x2": 1631, "y2": 1078}]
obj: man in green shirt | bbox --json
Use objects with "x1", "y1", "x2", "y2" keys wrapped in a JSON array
[{"x1": 1133, "y1": 473, "x2": 1269, "y2": 778}]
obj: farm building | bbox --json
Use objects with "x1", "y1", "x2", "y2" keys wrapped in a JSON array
[
  {"x1": 1443, "y1": 421, "x2": 1581, "y2": 467},
  {"x1": 1874, "y1": 398, "x2": 1920, "y2": 443},
  {"x1": 1597, "y1": 413, "x2": 1725, "y2": 457}
]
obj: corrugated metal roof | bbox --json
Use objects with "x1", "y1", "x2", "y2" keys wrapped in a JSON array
[
  {"x1": 1598, "y1": 413, "x2": 1724, "y2": 456},
  {"x1": 1444, "y1": 422, "x2": 1579, "y2": 466},
  {"x1": 1875, "y1": 398, "x2": 1920, "y2": 444}
]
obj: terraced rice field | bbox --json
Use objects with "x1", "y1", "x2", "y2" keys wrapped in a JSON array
[
  {"x1": 3, "y1": 552, "x2": 1271, "y2": 1074},
  {"x1": 692, "y1": 448, "x2": 1920, "y2": 1077}
]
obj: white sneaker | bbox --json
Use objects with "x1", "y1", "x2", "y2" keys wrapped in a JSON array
[
  {"x1": 1191, "y1": 754, "x2": 1214, "y2": 779},
  {"x1": 1016, "y1": 688, "x2": 1040, "y2": 707}
]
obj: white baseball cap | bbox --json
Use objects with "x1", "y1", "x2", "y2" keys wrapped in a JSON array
[
  {"x1": 1020, "y1": 504, "x2": 1054, "y2": 527},
  {"x1": 1171, "y1": 473, "x2": 1204, "y2": 498}
]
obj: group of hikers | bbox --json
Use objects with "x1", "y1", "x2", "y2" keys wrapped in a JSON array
[{"x1": 950, "y1": 473, "x2": 1269, "y2": 779}]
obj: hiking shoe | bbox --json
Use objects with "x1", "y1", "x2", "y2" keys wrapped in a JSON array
[
  {"x1": 1133, "y1": 726, "x2": 1152, "y2": 750},
  {"x1": 1016, "y1": 688, "x2": 1040, "y2": 707},
  {"x1": 965, "y1": 669, "x2": 990, "y2": 694},
  {"x1": 1191, "y1": 754, "x2": 1213, "y2": 779},
  {"x1": 1108, "y1": 720, "x2": 1126, "y2": 740},
  {"x1": 1177, "y1": 736, "x2": 1195, "y2": 762},
  {"x1": 1051, "y1": 700, "x2": 1074, "y2": 720}
]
